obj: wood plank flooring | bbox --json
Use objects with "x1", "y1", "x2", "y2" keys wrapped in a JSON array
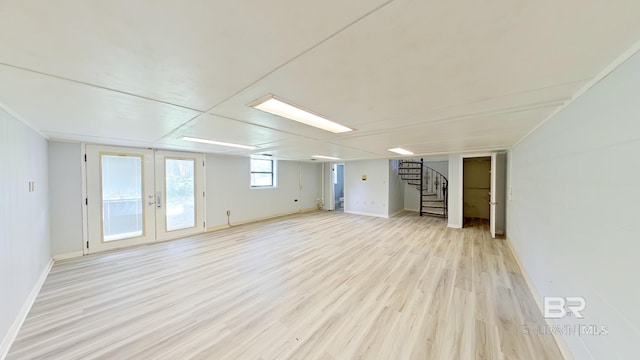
[{"x1": 8, "y1": 211, "x2": 563, "y2": 359}]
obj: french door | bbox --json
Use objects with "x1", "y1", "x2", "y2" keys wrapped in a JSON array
[
  {"x1": 155, "y1": 150, "x2": 204, "y2": 241},
  {"x1": 86, "y1": 145, "x2": 204, "y2": 253}
]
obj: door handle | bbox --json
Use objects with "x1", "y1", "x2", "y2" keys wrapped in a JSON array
[
  {"x1": 489, "y1": 201, "x2": 497, "y2": 205},
  {"x1": 156, "y1": 192, "x2": 162, "y2": 208}
]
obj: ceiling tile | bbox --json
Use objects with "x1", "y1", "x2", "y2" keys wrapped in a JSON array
[
  {"x1": 0, "y1": 66, "x2": 200, "y2": 144},
  {"x1": 0, "y1": 0, "x2": 391, "y2": 110}
]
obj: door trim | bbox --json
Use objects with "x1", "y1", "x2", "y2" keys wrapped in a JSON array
[
  {"x1": 459, "y1": 152, "x2": 495, "y2": 234},
  {"x1": 85, "y1": 145, "x2": 156, "y2": 253},
  {"x1": 154, "y1": 150, "x2": 205, "y2": 241}
]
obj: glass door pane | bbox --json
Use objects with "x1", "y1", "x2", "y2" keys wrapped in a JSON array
[
  {"x1": 101, "y1": 154, "x2": 144, "y2": 241},
  {"x1": 155, "y1": 150, "x2": 204, "y2": 241},
  {"x1": 87, "y1": 145, "x2": 155, "y2": 254},
  {"x1": 165, "y1": 158, "x2": 196, "y2": 231}
]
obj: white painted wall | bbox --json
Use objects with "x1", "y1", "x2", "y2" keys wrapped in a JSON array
[
  {"x1": 404, "y1": 160, "x2": 449, "y2": 211},
  {"x1": 447, "y1": 155, "x2": 463, "y2": 228},
  {"x1": 205, "y1": 155, "x2": 321, "y2": 228},
  {"x1": 48, "y1": 142, "x2": 84, "y2": 256},
  {"x1": 0, "y1": 109, "x2": 51, "y2": 356},
  {"x1": 344, "y1": 159, "x2": 389, "y2": 218},
  {"x1": 508, "y1": 50, "x2": 640, "y2": 359},
  {"x1": 388, "y1": 160, "x2": 405, "y2": 216}
]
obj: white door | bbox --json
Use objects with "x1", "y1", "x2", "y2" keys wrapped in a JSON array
[
  {"x1": 490, "y1": 153, "x2": 497, "y2": 238},
  {"x1": 155, "y1": 150, "x2": 205, "y2": 241},
  {"x1": 86, "y1": 145, "x2": 156, "y2": 253},
  {"x1": 494, "y1": 152, "x2": 507, "y2": 236},
  {"x1": 489, "y1": 153, "x2": 507, "y2": 238}
]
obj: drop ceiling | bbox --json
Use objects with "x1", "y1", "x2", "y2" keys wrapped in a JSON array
[{"x1": 1, "y1": 0, "x2": 639, "y2": 160}]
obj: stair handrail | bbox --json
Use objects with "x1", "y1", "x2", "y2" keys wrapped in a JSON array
[
  {"x1": 398, "y1": 159, "x2": 449, "y2": 218},
  {"x1": 398, "y1": 160, "x2": 448, "y2": 195}
]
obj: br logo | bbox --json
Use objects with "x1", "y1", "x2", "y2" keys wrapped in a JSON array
[{"x1": 543, "y1": 297, "x2": 586, "y2": 319}]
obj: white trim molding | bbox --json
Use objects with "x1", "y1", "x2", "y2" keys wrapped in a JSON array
[
  {"x1": 0, "y1": 259, "x2": 54, "y2": 359},
  {"x1": 53, "y1": 251, "x2": 84, "y2": 261},
  {"x1": 344, "y1": 210, "x2": 389, "y2": 219},
  {"x1": 505, "y1": 238, "x2": 574, "y2": 360}
]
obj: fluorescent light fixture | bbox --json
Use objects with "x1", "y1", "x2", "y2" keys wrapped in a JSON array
[
  {"x1": 388, "y1": 147, "x2": 414, "y2": 155},
  {"x1": 251, "y1": 95, "x2": 353, "y2": 133},
  {"x1": 181, "y1": 136, "x2": 257, "y2": 150},
  {"x1": 312, "y1": 155, "x2": 342, "y2": 160}
]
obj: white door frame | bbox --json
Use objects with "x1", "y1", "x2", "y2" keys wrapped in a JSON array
[
  {"x1": 86, "y1": 145, "x2": 156, "y2": 253},
  {"x1": 154, "y1": 150, "x2": 205, "y2": 241},
  {"x1": 323, "y1": 162, "x2": 345, "y2": 211},
  {"x1": 459, "y1": 152, "x2": 495, "y2": 235},
  {"x1": 490, "y1": 153, "x2": 497, "y2": 238},
  {"x1": 458, "y1": 151, "x2": 506, "y2": 238},
  {"x1": 323, "y1": 162, "x2": 335, "y2": 211},
  {"x1": 84, "y1": 145, "x2": 206, "y2": 254}
]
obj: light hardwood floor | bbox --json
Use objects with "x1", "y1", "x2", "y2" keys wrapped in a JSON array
[{"x1": 8, "y1": 211, "x2": 563, "y2": 360}]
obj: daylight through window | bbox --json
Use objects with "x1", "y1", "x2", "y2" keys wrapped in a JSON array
[{"x1": 250, "y1": 159, "x2": 275, "y2": 187}]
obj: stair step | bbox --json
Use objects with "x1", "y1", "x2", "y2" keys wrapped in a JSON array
[
  {"x1": 421, "y1": 208, "x2": 446, "y2": 217},
  {"x1": 421, "y1": 192, "x2": 437, "y2": 197},
  {"x1": 422, "y1": 203, "x2": 445, "y2": 209}
]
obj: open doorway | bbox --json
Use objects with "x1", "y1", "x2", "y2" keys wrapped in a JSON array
[
  {"x1": 333, "y1": 164, "x2": 344, "y2": 211},
  {"x1": 463, "y1": 157, "x2": 491, "y2": 227},
  {"x1": 459, "y1": 153, "x2": 506, "y2": 238}
]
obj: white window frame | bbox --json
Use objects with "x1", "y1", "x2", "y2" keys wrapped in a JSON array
[{"x1": 250, "y1": 158, "x2": 277, "y2": 188}]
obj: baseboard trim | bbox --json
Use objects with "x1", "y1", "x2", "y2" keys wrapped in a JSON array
[
  {"x1": 206, "y1": 208, "x2": 319, "y2": 232},
  {"x1": 447, "y1": 223, "x2": 462, "y2": 229},
  {"x1": 0, "y1": 259, "x2": 53, "y2": 360},
  {"x1": 344, "y1": 210, "x2": 389, "y2": 219},
  {"x1": 504, "y1": 238, "x2": 574, "y2": 360},
  {"x1": 53, "y1": 251, "x2": 83, "y2": 261}
]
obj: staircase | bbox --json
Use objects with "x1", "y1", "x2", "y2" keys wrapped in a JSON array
[{"x1": 398, "y1": 159, "x2": 448, "y2": 218}]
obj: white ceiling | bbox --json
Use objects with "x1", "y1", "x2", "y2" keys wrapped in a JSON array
[{"x1": 1, "y1": 0, "x2": 639, "y2": 161}]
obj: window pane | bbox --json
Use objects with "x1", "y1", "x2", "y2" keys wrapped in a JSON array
[
  {"x1": 251, "y1": 159, "x2": 272, "y2": 172},
  {"x1": 165, "y1": 159, "x2": 196, "y2": 231},
  {"x1": 101, "y1": 155, "x2": 143, "y2": 241},
  {"x1": 251, "y1": 173, "x2": 273, "y2": 187}
]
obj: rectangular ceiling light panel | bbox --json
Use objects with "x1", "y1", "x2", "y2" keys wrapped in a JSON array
[
  {"x1": 312, "y1": 155, "x2": 342, "y2": 160},
  {"x1": 251, "y1": 96, "x2": 353, "y2": 134},
  {"x1": 387, "y1": 147, "x2": 414, "y2": 155},
  {"x1": 181, "y1": 136, "x2": 257, "y2": 150}
]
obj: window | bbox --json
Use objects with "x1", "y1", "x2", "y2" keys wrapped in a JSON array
[{"x1": 250, "y1": 159, "x2": 275, "y2": 187}]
